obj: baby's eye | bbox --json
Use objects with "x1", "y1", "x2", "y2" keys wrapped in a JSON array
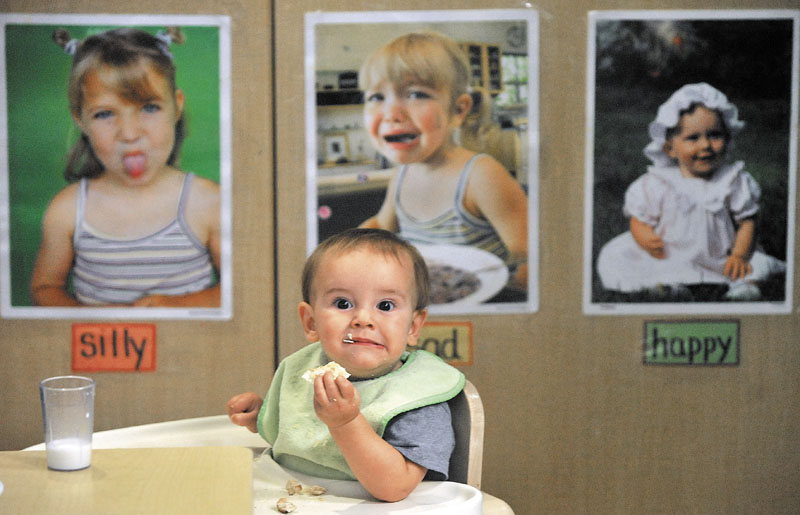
[
  {"x1": 365, "y1": 92, "x2": 384, "y2": 103},
  {"x1": 334, "y1": 298, "x2": 353, "y2": 310},
  {"x1": 377, "y1": 300, "x2": 395, "y2": 312},
  {"x1": 407, "y1": 89, "x2": 432, "y2": 100},
  {"x1": 92, "y1": 110, "x2": 113, "y2": 120},
  {"x1": 142, "y1": 102, "x2": 162, "y2": 113}
]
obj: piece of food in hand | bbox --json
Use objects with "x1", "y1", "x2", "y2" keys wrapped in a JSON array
[
  {"x1": 302, "y1": 361, "x2": 350, "y2": 383},
  {"x1": 276, "y1": 498, "x2": 297, "y2": 513},
  {"x1": 286, "y1": 479, "x2": 303, "y2": 495}
]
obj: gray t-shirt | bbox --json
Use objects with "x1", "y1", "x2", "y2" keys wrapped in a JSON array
[{"x1": 382, "y1": 401, "x2": 455, "y2": 480}]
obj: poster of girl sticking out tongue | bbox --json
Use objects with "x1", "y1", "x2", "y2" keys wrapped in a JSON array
[{"x1": 0, "y1": 14, "x2": 232, "y2": 319}]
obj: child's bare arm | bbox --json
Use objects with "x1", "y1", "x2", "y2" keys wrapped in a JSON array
[
  {"x1": 314, "y1": 373, "x2": 427, "y2": 502},
  {"x1": 630, "y1": 217, "x2": 665, "y2": 258},
  {"x1": 132, "y1": 284, "x2": 220, "y2": 307},
  {"x1": 134, "y1": 177, "x2": 222, "y2": 307},
  {"x1": 226, "y1": 392, "x2": 263, "y2": 433},
  {"x1": 724, "y1": 217, "x2": 756, "y2": 280},
  {"x1": 464, "y1": 156, "x2": 528, "y2": 288},
  {"x1": 359, "y1": 171, "x2": 399, "y2": 232},
  {"x1": 31, "y1": 187, "x2": 81, "y2": 306}
]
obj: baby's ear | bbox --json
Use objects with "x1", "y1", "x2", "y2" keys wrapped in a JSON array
[
  {"x1": 451, "y1": 93, "x2": 473, "y2": 122},
  {"x1": 662, "y1": 141, "x2": 675, "y2": 159},
  {"x1": 405, "y1": 309, "x2": 428, "y2": 347},
  {"x1": 174, "y1": 89, "x2": 185, "y2": 117},
  {"x1": 297, "y1": 302, "x2": 319, "y2": 343},
  {"x1": 71, "y1": 110, "x2": 85, "y2": 130}
]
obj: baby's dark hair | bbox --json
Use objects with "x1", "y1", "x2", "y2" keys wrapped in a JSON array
[
  {"x1": 53, "y1": 27, "x2": 186, "y2": 182},
  {"x1": 664, "y1": 102, "x2": 730, "y2": 141},
  {"x1": 301, "y1": 228, "x2": 430, "y2": 311}
]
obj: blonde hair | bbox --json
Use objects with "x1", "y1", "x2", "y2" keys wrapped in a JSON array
[{"x1": 359, "y1": 31, "x2": 470, "y2": 112}]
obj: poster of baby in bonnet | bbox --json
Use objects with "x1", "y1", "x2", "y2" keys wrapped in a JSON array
[{"x1": 584, "y1": 10, "x2": 798, "y2": 315}]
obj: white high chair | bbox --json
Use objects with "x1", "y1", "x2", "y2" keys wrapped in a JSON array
[{"x1": 448, "y1": 379, "x2": 485, "y2": 490}]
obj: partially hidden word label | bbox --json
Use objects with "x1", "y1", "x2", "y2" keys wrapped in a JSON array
[
  {"x1": 417, "y1": 321, "x2": 473, "y2": 367},
  {"x1": 72, "y1": 323, "x2": 156, "y2": 372},
  {"x1": 644, "y1": 320, "x2": 739, "y2": 366}
]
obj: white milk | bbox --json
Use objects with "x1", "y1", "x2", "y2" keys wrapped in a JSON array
[{"x1": 46, "y1": 438, "x2": 91, "y2": 470}]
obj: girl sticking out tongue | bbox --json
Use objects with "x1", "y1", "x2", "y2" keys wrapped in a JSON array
[
  {"x1": 31, "y1": 27, "x2": 223, "y2": 309},
  {"x1": 123, "y1": 153, "x2": 147, "y2": 179}
]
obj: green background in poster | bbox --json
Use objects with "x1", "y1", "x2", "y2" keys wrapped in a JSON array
[
  {"x1": 644, "y1": 320, "x2": 739, "y2": 365},
  {"x1": 4, "y1": 23, "x2": 221, "y2": 307}
]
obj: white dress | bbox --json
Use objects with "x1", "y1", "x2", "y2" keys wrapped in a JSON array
[{"x1": 597, "y1": 161, "x2": 786, "y2": 291}]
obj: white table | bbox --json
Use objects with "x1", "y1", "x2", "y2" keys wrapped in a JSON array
[
  {"x1": 25, "y1": 415, "x2": 515, "y2": 514},
  {"x1": 1, "y1": 447, "x2": 252, "y2": 514}
]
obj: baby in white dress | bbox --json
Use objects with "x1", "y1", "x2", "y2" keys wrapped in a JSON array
[{"x1": 597, "y1": 83, "x2": 786, "y2": 299}]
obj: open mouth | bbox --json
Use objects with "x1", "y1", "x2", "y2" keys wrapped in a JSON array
[
  {"x1": 384, "y1": 133, "x2": 418, "y2": 144},
  {"x1": 123, "y1": 152, "x2": 147, "y2": 178},
  {"x1": 696, "y1": 151, "x2": 718, "y2": 160}
]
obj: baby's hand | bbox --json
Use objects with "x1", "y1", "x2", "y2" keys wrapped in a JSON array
[
  {"x1": 724, "y1": 255, "x2": 752, "y2": 280},
  {"x1": 641, "y1": 234, "x2": 666, "y2": 259},
  {"x1": 313, "y1": 372, "x2": 360, "y2": 429},
  {"x1": 132, "y1": 294, "x2": 170, "y2": 307},
  {"x1": 226, "y1": 392, "x2": 263, "y2": 433}
]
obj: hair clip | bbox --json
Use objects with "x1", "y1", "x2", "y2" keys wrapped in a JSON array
[
  {"x1": 63, "y1": 39, "x2": 79, "y2": 56},
  {"x1": 155, "y1": 30, "x2": 174, "y2": 59},
  {"x1": 53, "y1": 29, "x2": 79, "y2": 56}
]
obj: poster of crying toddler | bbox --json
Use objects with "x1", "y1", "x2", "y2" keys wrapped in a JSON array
[{"x1": 306, "y1": 9, "x2": 539, "y2": 315}]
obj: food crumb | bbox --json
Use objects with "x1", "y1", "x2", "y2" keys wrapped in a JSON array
[
  {"x1": 306, "y1": 485, "x2": 327, "y2": 496},
  {"x1": 276, "y1": 497, "x2": 297, "y2": 513},
  {"x1": 285, "y1": 479, "x2": 303, "y2": 495}
]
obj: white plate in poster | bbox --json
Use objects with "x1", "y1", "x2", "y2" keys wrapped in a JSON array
[{"x1": 415, "y1": 243, "x2": 509, "y2": 309}]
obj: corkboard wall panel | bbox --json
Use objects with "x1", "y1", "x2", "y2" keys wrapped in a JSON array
[
  {"x1": 0, "y1": 0, "x2": 274, "y2": 450},
  {"x1": 275, "y1": 1, "x2": 799, "y2": 513},
  {"x1": 0, "y1": 0, "x2": 797, "y2": 513}
]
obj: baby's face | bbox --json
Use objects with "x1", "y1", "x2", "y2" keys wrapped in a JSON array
[
  {"x1": 362, "y1": 78, "x2": 466, "y2": 165},
  {"x1": 298, "y1": 247, "x2": 426, "y2": 379},
  {"x1": 664, "y1": 105, "x2": 728, "y2": 178}
]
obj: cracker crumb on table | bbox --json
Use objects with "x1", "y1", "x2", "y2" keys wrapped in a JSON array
[{"x1": 276, "y1": 497, "x2": 297, "y2": 513}]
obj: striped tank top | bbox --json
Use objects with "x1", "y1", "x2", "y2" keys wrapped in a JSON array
[
  {"x1": 72, "y1": 173, "x2": 215, "y2": 305},
  {"x1": 395, "y1": 154, "x2": 510, "y2": 263}
]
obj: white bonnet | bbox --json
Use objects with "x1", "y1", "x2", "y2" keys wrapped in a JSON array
[{"x1": 644, "y1": 82, "x2": 744, "y2": 167}]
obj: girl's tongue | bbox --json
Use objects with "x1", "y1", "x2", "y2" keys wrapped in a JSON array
[{"x1": 123, "y1": 154, "x2": 147, "y2": 178}]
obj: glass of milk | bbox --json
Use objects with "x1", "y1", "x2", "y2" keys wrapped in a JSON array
[{"x1": 39, "y1": 376, "x2": 95, "y2": 471}]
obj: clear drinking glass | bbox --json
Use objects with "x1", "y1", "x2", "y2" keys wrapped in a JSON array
[{"x1": 39, "y1": 376, "x2": 95, "y2": 471}]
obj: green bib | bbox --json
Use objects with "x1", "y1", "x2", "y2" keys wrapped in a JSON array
[{"x1": 257, "y1": 342, "x2": 465, "y2": 479}]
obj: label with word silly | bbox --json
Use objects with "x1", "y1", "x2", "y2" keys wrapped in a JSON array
[{"x1": 72, "y1": 323, "x2": 156, "y2": 372}]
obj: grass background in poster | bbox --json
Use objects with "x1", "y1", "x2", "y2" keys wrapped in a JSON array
[{"x1": 4, "y1": 23, "x2": 220, "y2": 306}]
